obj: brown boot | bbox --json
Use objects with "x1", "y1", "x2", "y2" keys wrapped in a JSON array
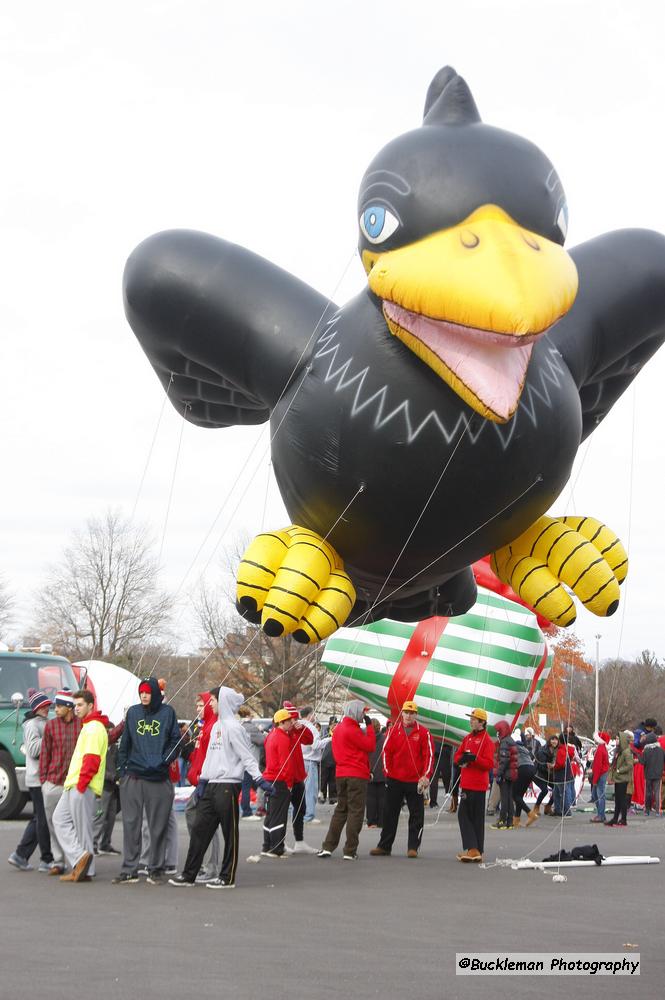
[
  {"x1": 449, "y1": 793, "x2": 458, "y2": 814},
  {"x1": 512, "y1": 816, "x2": 521, "y2": 829},
  {"x1": 369, "y1": 847, "x2": 391, "y2": 856},
  {"x1": 49, "y1": 866, "x2": 65, "y2": 876},
  {"x1": 544, "y1": 803, "x2": 553, "y2": 815},
  {"x1": 466, "y1": 848, "x2": 481, "y2": 862},
  {"x1": 526, "y1": 806, "x2": 540, "y2": 827},
  {"x1": 407, "y1": 849, "x2": 418, "y2": 859},
  {"x1": 72, "y1": 851, "x2": 93, "y2": 882}
]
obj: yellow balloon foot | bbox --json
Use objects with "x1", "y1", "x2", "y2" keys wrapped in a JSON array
[
  {"x1": 236, "y1": 526, "x2": 356, "y2": 643},
  {"x1": 491, "y1": 515, "x2": 628, "y2": 626}
]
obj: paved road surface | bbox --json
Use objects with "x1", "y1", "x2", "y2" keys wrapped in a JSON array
[{"x1": 1, "y1": 804, "x2": 662, "y2": 998}]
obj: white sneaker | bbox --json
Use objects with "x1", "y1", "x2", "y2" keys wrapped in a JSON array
[
  {"x1": 304, "y1": 818, "x2": 322, "y2": 825},
  {"x1": 293, "y1": 841, "x2": 318, "y2": 855},
  {"x1": 240, "y1": 814, "x2": 262, "y2": 821},
  {"x1": 283, "y1": 844, "x2": 295, "y2": 855}
]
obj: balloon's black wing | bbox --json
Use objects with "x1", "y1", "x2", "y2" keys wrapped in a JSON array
[
  {"x1": 123, "y1": 230, "x2": 335, "y2": 427},
  {"x1": 549, "y1": 229, "x2": 665, "y2": 440}
]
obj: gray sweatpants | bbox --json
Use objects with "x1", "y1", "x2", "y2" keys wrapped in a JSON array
[
  {"x1": 53, "y1": 787, "x2": 96, "y2": 875},
  {"x1": 42, "y1": 781, "x2": 65, "y2": 867},
  {"x1": 119, "y1": 776, "x2": 173, "y2": 875},
  {"x1": 185, "y1": 793, "x2": 221, "y2": 877},
  {"x1": 140, "y1": 807, "x2": 178, "y2": 868}
]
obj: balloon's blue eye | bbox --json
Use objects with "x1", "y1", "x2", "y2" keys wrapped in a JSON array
[{"x1": 360, "y1": 205, "x2": 399, "y2": 244}]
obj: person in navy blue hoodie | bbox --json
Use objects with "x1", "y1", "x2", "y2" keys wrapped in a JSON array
[{"x1": 113, "y1": 678, "x2": 181, "y2": 884}]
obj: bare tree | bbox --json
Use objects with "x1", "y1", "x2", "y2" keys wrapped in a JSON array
[
  {"x1": 572, "y1": 651, "x2": 665, "y2": 734},
  {"x1": 193, "y1": 579, "x2": 328, "y2": 715},
  {"x1": 0, "y1": 576, "x2": 14, "y2": 638},
  {"x1": 34, "y1": 509, "x2": 173, "y2": 660}
]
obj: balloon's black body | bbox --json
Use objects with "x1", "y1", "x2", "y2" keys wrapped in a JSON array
[{"x1": 124, "y1": 67, "x2": 665, "y2": 623}]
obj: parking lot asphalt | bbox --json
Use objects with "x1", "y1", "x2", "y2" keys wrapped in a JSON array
[{"x1": 1, "y1": 802, "x2": 662, "y2": 999}]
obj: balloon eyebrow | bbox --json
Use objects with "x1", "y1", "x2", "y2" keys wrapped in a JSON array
[{"x1": 360, "y1": 169, "x2": 411, "y2": 200}]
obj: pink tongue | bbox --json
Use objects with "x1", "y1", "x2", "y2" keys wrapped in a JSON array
[{"x1": 384, "y1": 302, "x2": 534, "y2": 421}]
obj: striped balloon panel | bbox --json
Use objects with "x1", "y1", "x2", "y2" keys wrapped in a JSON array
[{"x1": 321, "y1": 588, "x2": 552, "y2": 743}]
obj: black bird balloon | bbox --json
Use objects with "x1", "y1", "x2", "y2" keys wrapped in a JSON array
[{"x1": 124, "y1": 67, "x2": 665, "y2": 643}]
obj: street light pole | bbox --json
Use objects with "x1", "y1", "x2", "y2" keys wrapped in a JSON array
[{"x1": 594, "y1": 634, "x2": 601, "y2": 735}]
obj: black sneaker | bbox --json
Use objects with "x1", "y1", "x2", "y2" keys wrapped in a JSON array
[
  {"x1": 111, "y1": 872, "x2": 139, "y2": 884},
  {"x1": 317, "y1": 849, "x2": 332, "y2": 858},
  {"x1": 146, "y1": 871, "x2": 164, "y2": 885},
  {"x1": 168, "y1": 874, "x2": 195, "y2": 886},
  {"x1": 97, "y1": 847, "x2": 121, "y2": 856},
  {"x1": 206, "y1": 878, "x2": 235, "y2": 889},
  {"x1": 137, "y1": 867, "x2": 149, "y2": 876}
]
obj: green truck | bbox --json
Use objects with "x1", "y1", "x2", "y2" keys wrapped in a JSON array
[{"x1": 0, "y1": 650, "x2": 79, "y2": 819}]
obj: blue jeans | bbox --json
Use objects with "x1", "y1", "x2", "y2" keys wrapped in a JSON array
[
  {"x1": 304, "y1": 760, "x2": 319, "y2": 821},
  {"x1": 563, "y1": 778, "x2": 576, "y2": 816},
  {"x1": 591, "y1": 773, "x2": 607, "y2": 819}
]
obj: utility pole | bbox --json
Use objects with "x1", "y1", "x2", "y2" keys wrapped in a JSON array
[{"x1": 594, "y1": 634, "x2": 601, "y2": 735}]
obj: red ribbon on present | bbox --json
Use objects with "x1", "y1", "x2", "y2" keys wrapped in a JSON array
[{"x1": 386, "y1": 616, "x2": 448, "y2": 720}]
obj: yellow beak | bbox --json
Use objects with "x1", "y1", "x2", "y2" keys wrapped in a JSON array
[{"x1": 364, "y1": 205, "x2": 578, "y2": 422}]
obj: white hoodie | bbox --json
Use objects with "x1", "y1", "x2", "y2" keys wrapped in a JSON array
[{"x1": 200, "y1": 688, "x2": 263, "y2": 784}]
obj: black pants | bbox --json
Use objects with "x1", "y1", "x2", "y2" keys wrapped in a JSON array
[
  {"x1": 645, "y1": 778, "x2": 661, "y2": 813},
  {"x1": 533, "y1": 775, "x2": 550, "y2": 806},
  {"x1": 290, "y1": 781, "x2": 305, "y2": 841},
  {"x1": 320, "y1": 764, "x2": 337, "y2": 801},
  {"x1": 262, "y1": 781, "x2": 291, "y2": 855},
  {"x1": 93, "y1": 782, "x2": 119, "y2": 850},
  {"x1": 499, "y1": 781, "x2": 514, "y2": 825},
  {"x1": 366, "y1": 781, "x2": 385, "y2": 826},
  {"x1": 611, "y1": 782, "x2": 631, "y2": 823},
  {"x1": 458, "y1": 788, "x2": 486, "y2": 854},
  {"x1": 429, "y1": 746, "x2": 451, "y2": 805},
  {"x1": 378, "y1": 779, "x2": 425, "y2": 852},
  {"x1": 16, "y1": 787, "x2": 53, "y2": 864},
  {"x1": 513, "y1": 765, "x2": 536, "y2": 818},
  {"x1": 182, "y1": 782, "x2": 240, "y2": 883}
]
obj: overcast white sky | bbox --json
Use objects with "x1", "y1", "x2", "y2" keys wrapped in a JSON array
[{"x1": 1, "y1": 0, "x2": 664, "y2": 664}]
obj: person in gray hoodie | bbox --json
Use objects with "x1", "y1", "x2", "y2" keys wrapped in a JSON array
[
  {"x1": 169, "y1": 686, "x2": 274, "y2": 889},
  {"x1": 8, "y1": 690, "x2": 54, "y2": 872}
]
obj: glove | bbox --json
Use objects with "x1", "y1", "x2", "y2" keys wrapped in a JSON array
[
  {"x1": 257, "y1": 777, "x2": 276, "y2": 796},
  {"x1": 363, "y1": 715, "x2": 372, "y2": 727},
  {"x1": 459, "y1": 751, "x2": 477, "y2": 766},
  {"x1": 193, "y1": 779, "x2": 208, "y2": 802}
]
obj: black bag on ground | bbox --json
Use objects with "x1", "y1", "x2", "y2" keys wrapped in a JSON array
[{"x1": 542, "y1": 844, "x2": 604, "y2": 865}]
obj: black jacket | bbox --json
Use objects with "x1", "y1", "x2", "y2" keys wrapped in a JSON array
[{"x1": 118, "y1": 678, "x2": 181, "y2": 781}]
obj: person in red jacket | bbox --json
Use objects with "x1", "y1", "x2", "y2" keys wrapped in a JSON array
[
  {"x1": 370, "y1": 701, "x2": 434, "y2": 859},
  {"x1": 590, "y1": 731, "x2": 610, "y2": 823},
  {"x1": 261, "y1": 709, "x2": 297, "y2": 858},
  {"x1": 454, "y1": 708, "x2": 495, "y2": 862},
  {"x1": 282, "y1": 701, "x2": 317, "y2": 855},
  {"x1": 185, "y1": 693, "x2": 220, "y2": 880},
  {"x1": 318, "y1": 701, "x2": 376, "y2": 860}
]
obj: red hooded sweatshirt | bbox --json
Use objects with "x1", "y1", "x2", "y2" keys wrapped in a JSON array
[
  {"x1": 382, "y1": 720, "x2": 434, "y2": 783},
  {"x1": 591, "y1": 733, "x2": 610, "y2": 782},
  {"x1": 187, "y1": 693, "x2": 215, "y2": 788},
  {"x1": 332, "y1": 716, "x2": 376, "y2": 780}
]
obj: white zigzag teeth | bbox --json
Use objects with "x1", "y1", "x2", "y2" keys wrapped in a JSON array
[{"x1": 313, "y1": 329, "x2": 565, "y2": 449}]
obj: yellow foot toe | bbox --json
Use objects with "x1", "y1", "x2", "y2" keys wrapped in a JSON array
[
  {"x1": 491, "y1": 515, "x2": 627, "y2": 626},
  {"x1": 236, "y1": 526, "x2": 355, "y2": 643}
]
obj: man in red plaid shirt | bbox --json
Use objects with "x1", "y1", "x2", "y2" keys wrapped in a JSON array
[{"x1": 40, "y1": 691, "x2": 81, "y2": 875}]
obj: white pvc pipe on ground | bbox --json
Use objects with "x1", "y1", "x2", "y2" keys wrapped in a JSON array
[{"x1": 511, "y1": 856, "x2": 660, "y2": 869}]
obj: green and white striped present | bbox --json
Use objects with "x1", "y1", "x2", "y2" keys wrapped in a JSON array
[{"x1": 321, "y1": 586, "x2": 552, "y2": 743}]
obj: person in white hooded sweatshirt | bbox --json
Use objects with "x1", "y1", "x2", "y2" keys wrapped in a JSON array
[{"x1": 169, "y1": 686, "x2": 274, "y2": 889}]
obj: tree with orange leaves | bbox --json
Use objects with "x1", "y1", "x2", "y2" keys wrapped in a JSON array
[{"x1": 527, "y1": 630, "x2": 593, "y2": 733}]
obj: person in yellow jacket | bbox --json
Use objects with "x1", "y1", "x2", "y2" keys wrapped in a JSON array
[{"x1": 53, "y1": 690, "x2": 109, "y2": 883}]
